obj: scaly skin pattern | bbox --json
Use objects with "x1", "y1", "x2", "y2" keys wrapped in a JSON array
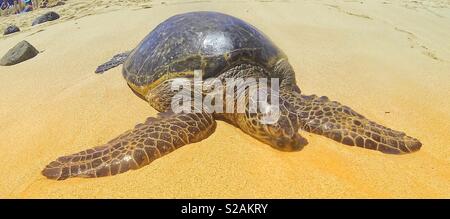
[
  {"x1": 145, "y1": 63, "x2": 305, "y2": 151},
  {"x1": 42, "y1": 112, "x2": 216, "y2": 180},
  {"x1": 281, "y1": 91, "x2": 422, "y2": 154},
  {"x1": 95, "y1": 52, "x2": 131, "y2": 74}
]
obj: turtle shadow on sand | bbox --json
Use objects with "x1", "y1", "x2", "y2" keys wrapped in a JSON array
[{"x1": 41, "y1": 11, "x2": 422, "y2": 181}]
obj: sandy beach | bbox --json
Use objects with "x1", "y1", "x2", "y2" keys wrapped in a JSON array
[{"x1": 0, "y1": 0, "x2": 449, "y2": 198}]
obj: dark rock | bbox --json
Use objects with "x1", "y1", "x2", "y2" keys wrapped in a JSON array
[
  {"x1": 0, "y1": 41, "x2": 39, "y2": 66},
  {"x1": 32, "y1": 11, "x2": 60, "y2": 26},
  {"x1": 3, "y1": 25, "x2": 20, "y2": 35}
]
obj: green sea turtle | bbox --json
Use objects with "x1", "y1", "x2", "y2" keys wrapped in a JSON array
[{"x1": 42, "y1": 11, "x2": 422, "y2": 180}]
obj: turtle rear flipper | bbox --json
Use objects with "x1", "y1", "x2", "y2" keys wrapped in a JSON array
[
  {"x1": 95, "y1": 51, "x2": 131, "y2": 74},
  {"x1": 294, "y1": 94, "x2": 422, "y2": 154},
  {"x1": 42, "y1": 112, "x2": 216, "y2": 180}
]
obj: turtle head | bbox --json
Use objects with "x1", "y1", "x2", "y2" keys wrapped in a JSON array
[
  {"x1": 262, "y1": 118, "x2": 307, "y2": 152},
  {"x1": 240, "y1": 95, "x2": 307, "y2": 152},
  {"x1": 257, "y1": 110, "x2": 308, "y2": 152}
]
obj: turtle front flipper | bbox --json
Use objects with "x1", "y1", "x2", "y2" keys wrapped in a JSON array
[
  {"x1": 95, "y1": 51, "x2": 131, "y2": 74},
  {"x1": 42, "y1": 112, "x2": 216, "y2": 180},
  {"x1": 290, "y1": 94, "x2": 422, "y2": 154}
]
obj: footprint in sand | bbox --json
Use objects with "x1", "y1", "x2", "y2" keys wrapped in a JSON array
[
  {"x1": 325, "y1": 3, "x2": 444, "y2": 62},
  {"x1": 400, "y1": 0, "x2": 446, "y2": 18},
  {"x1": 325, "y1": 4, "x2": 372, "y2": 20},
  {"x1": 26, "y1": 29, "x2": 46, "y2": 37},
  {"x1": 394, "y1": 27, "x2": 444, "y2": 62}
]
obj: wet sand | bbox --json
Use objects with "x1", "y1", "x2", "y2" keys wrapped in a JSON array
[{"x1": 0, "y1": 0, "x2": 449, "y2": 198}]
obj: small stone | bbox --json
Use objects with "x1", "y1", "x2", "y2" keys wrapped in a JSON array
[
  {"x1": 32, "y1": 11, "x2": 60, "y2": 26},
  {"x1": 49, "y1": 1, "x2": 66, "y2": 8},
  {"x1": 3, "y1": 25, "x2": 20, "y2": 35},
  {"x1": 0, "y1": 41, "x2": 39, "y2": 66}
]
